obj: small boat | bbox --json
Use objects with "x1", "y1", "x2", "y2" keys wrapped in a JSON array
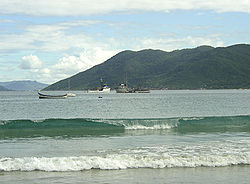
[
  {"x1": 116, "y1": 83, "x2": 135, "y2": 93},
  {"x1": 66, "y1": 79, "x2": 76, "y2": 97},
  {"x1": 88, "y1": 78, "x2": 111, "y2": 93},
  {"x1": 88, "y1": 86, "x2": 111, "y2": 93},
  {"x1": 66, "y1": 93, "x2": 76, "y2": 97},
  {"x1": 134, "y1": 87, "x2": 150, "y2": 93},
  {"x1": 38, "y1": 91, "x2": 68, "y2": 99}
]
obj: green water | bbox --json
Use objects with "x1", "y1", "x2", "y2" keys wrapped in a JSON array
[{"x1": 0, "y1": 90, "x2": 250, "y2": 183}]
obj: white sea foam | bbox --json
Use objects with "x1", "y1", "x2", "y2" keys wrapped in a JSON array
[
  {"x1": 182, "y1": 117, "x2": 205, "y2": 121},
  {"x1": 101, "y1": 119, "x2": 179, "y2": 130},
  {"x1": 0, "y1": 153, "x2": 249, "y2": 172},
  {"x1": 1, "y1": 142, "x2": 250, "y2": 172},
  {"x1": 31, "y1": 119, "x2": 46, "y2": 123},
  {"x1": 124, "y1": 124, "x2": 173, "y2": 130},
  {"x1": 1, "y1": 140, "x2": 249, "y2": 172},
  {"x1": 0, "y1": 120, "x2": 9, "y2": 125}
]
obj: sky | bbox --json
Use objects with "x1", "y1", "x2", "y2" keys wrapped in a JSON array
[{"x1": 0, "y1": 0, "x2": 250, "y2": 84}]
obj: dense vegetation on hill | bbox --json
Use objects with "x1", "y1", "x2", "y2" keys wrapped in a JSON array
[
  {"x1": 0, "y1": 81, "x2": 48, "y2": 91},
  {"x1": 44, "y1": 44, "x2": 250, "y2": 90}
]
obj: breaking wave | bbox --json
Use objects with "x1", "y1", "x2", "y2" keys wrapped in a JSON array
[
  {"x1": 0, "y1": 115, "x2": 250, "y2": 138},
  {"x1": 1, "y1": 141, "x2": 250, "y2": 171}
]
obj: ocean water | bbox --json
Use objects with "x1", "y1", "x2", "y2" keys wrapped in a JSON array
[{"x1": 0, "y1": 90, "x2": 250, "y2": 184}]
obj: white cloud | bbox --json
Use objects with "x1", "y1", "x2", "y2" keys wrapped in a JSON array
[
  {"x1": 20, "y1": 55, "x2": 42, "y2": 69},
  {"x1": 135, "y1": 35, "x2": 224, "y2": 51},
  {"x1": 0, "y1": 24, "x2": 84, "y2": 53},
  {"x1": 51, "y1": 47, "x2": 117, "y2": 74},
  {"x1": 22, "y1": 48, "x2": 117, "y2": 83},
  {"x1": 0, "y1": 21, "x2": 112, "y2": 53},
  {"x1": 0, "y1": 0, "x2": 250, "y2": 16},
  {"x1": 0, "y1": 11, "x2": 238, "y2": 55},
  {"x1": 60, "y1": 20, "x2": 102, "y2": 27},
  {"x1": 0, "y1": 19, "x2": 15, "y2": 23}
]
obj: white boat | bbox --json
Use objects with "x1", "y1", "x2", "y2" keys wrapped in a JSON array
[
  {"x1": 88, "y1": 78, "x2": 111, "y2": 93},
  {"x1": 66, "y1": 79, "x2": 76, "y2": 97},
  {"x1": 66, "y1": 93, "x2": 76, "y2": 97},
  {"x1": 88, "y1": 86, "x2": 111, "y2": 93}
]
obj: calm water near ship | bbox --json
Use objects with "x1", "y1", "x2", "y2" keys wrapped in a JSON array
[{"x1": 0, "y1": 90, "x2": 250, "y2": 184}]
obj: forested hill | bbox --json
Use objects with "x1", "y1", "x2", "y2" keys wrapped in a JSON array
[{"x1": 44, "y1": 44, "x2": 250, "y2": 90}]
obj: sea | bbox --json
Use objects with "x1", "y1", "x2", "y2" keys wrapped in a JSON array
[{"x1": 0, "y1": 89, "x2": 250, "y2": 184}]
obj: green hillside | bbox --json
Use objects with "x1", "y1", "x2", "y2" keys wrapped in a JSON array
[{"x1": 44, "y1": 44, "x2": 250, "y2": 90}]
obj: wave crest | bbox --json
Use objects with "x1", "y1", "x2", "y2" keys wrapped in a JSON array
[
  {"x1": 0, "y1": 115, "x2": 250, "y2": 138},
  {"x1": 1, "y1": 153, "x2": 249, "y2": 171}
]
